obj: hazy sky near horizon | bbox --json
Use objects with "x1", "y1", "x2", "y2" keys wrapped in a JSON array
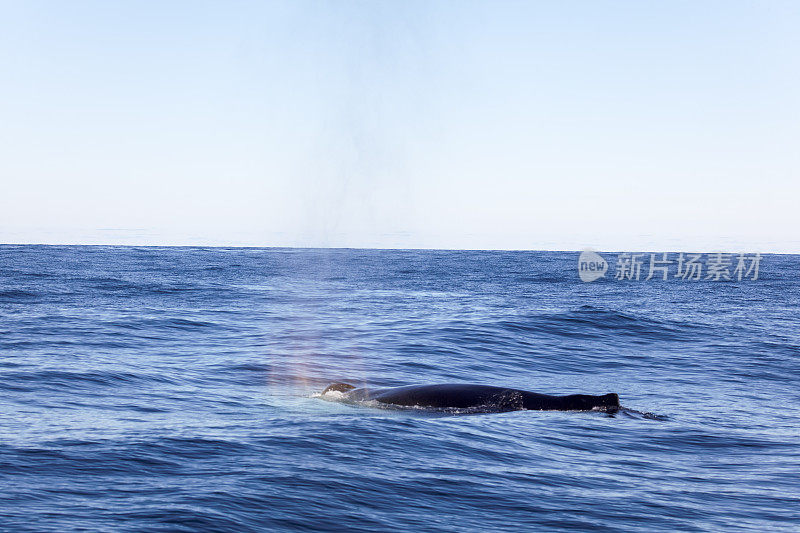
[{"x1": 1, "y1": 1, "x2": 799, "y2": 250}]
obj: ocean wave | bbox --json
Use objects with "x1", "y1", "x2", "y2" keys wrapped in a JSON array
[
  {"x1": 0, "y1": 289, "x2": 41, "y2": 301},
  {"x1": 496, "y1": 305, "x2": 712, "y2": 343},
  {"x1": 0, "y1": 369, "x2": 179, "y2": 393}
]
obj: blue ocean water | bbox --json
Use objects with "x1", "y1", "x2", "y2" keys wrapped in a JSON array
[{"x1": 1, "y1": 245, "x2": 798, "y2": 532}]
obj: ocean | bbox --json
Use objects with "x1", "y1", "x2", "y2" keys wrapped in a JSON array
[{"x1": 1, "y1": 245, "x2": 798, "y2": 531}]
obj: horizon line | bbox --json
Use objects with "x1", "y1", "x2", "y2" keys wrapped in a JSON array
[{"x1": 0, "y1": 242, "x2": 794, "y2": 256}]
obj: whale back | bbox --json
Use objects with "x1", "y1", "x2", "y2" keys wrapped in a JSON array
[{"x1": 321, "y1": 383, "x2": 621, "y2": 412}]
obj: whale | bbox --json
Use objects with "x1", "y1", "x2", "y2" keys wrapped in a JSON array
[{"x1": 321, "y1": 383, "x2": 620, "y2": 412}]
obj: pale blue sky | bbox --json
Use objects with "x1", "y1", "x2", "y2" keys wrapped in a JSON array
[{"x1": 1, "y1": 1, "x2": 799, "y2": 250}]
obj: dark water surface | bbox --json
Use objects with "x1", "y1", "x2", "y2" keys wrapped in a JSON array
[{"x1": 1, "y1": 246, "x2": 798, "y2": 531}]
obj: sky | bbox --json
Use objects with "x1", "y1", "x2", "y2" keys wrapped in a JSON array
[{"x1": 1, "y1": 1, "x2": 799, "y2": 251}]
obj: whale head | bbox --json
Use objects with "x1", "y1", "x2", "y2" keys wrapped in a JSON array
[{"x1": 322, "y1": 382, "x2": 356, "y2": 395}]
